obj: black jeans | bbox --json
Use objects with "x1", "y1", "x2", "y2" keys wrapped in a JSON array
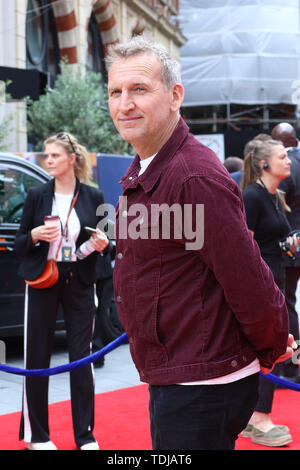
[{"x1": 149, "y1": 373, "x2": 259, "y2": 450}]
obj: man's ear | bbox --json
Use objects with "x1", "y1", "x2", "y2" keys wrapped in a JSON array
[{"x1": 170, "y1": 84, "x2": 185, "y2": 112}]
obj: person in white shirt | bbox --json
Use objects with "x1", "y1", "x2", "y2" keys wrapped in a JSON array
[{"x1": 15, "y1": 132, "x2": 108, "y2": 451}]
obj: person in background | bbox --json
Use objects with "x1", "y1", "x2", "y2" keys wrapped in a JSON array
[
  {"x1": 272, "y1": 122, "x2": 300, "y2": 383},
  {"x1": 230, "y1": 134, "x2": 272, "y2": 188},
  {"x1": 15, "y1": 132, "x2": 108, "y2": 451},
  {"x1": 105, "y1": 35, "x2": 295, "y2": 450},
  {"x1": 92, "y1": 251, "x2": 114, "y2": 367},
  {"x1": 224, "y1": 156, "x2": 244, "y2": 186},
  {"x1": 242, "y1": 138, "x2": 293, "y2": 446},
  {"x1": 223, "y1": 156, "x2": 244, "y2": 173}
]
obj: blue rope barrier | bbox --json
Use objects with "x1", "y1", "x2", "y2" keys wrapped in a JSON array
[
  {"x1": 0, "y1": 332, "x2": 128, "y2": 377},
  {"x1": 259, "y1": 372, "x2": 300, "y2": 392},
  {"x1": 0, "y1": 332, "x2": 299, "y2": 393}
]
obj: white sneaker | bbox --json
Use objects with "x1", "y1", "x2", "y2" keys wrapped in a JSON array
[
  {"x1": 80, "y1": 441, "x2": 99, "y2": 450},
  {"x1": 27, "y1": 440, "x2": 57, "y2": 450}
]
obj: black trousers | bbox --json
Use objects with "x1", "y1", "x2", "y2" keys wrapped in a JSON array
[
  {"x1": 19, "y1": 263, "x2": 96, "y2": 448},
  {"x1": 92, "y1": 275, "x2": 114, "y2": 351},
  {"x1": 255, "y1": 256, "x2": 286, "y2": 414},
  {"x1": 282, "y1": 265, "x2": 300, "y2": 377},
  {"x1": 149, "y1": 373, "x2": 259, "y2": 450}
]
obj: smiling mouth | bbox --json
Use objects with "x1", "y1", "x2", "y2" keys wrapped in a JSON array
[{"x1": 119, "y1": 116, "x2": 142, "y2": 123}]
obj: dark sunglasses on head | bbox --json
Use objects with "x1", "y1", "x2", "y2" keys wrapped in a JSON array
[{"x1": 56, "y1": 132, "x2": 77, "y2": 155}]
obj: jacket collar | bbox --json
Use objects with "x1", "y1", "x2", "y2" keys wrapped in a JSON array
[
  {"x1": 44, "y1": 176, "x2": 81, "y2": 197},
  {"x1": 120, "y1": 117, "x2": 190, "y2": 194}
]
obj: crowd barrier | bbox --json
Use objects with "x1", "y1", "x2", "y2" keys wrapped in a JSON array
[
  {"x1": 0, "y1": 333, "x2": 128, "y2": 377},
  {"x1": 0, "y1": 332, "x2": 299, "y2": 392}
]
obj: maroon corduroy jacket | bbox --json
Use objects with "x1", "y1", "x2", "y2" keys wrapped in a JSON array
[{"x1": 113, "y1": 118, "x2": 289, "y2": 385}]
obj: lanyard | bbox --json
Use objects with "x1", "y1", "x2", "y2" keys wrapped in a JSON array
[{"x1": 53, "y1": 190, "x2": 79, "y2": 259}]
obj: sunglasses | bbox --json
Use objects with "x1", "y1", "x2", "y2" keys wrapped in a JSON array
[{"x1": 56, "y1": 132, "x2": 77, "y2": 155}]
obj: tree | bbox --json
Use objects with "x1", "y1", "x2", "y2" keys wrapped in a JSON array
[
  {"x1": 0, "y1": 113, "x2": 13, "y2": 152},
  {"x1": 0, "y1": 81, "x2": 14, "y2": 151},
  {"x1": 26, "y1": 64, "x2": 134, "y2": 155}
]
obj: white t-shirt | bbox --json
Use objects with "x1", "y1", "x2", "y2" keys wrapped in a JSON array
[
  {"x1": 179, "y1": 359, "x2": 260, "y2": 385},
  {"x1": 138, "y1": 154, "x2": 157, "y2": 176},
  {"x1": 47, "y1": 193, "x2": 81, "y2": 262}
]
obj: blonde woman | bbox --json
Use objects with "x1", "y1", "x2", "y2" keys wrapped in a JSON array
[
  {"x1": 242, "y1": 139, "x2": 292, "y2": 447},
  {"x1": 15, "y1": 132, "x2": 108, "y2": 450}
]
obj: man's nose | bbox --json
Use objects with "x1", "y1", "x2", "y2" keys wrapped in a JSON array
[{"x1": 119, "y1": 91, "x2": 135, "y2": 112}]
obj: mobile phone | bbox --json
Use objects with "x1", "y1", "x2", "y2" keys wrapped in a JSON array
[{"x1": 84, "y1": 226, "x2": 98, "y2": 236}]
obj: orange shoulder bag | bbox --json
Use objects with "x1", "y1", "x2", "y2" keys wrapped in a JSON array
[{"x1": 25, "y1": 190, "x2": 79, "y2": 289}]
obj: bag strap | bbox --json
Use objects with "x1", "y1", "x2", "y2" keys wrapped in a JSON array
[{"x1": 54, "y1": 190, "x2": 79, "y2": 260}]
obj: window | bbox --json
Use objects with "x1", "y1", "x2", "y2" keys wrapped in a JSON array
[
  {"x1": 86, "y1": 13, "x2": 106, "y2": 82},
  {"x1": 26, "y1": 0, "x2": 60, "y2": 86},
  {"x1": 0, "y1": 166, "x2": 44, "y2": 224}
]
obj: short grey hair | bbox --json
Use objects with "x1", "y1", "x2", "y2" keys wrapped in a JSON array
[{"x1": 105, "y1": 35, "x2": 181, "y2": 88}]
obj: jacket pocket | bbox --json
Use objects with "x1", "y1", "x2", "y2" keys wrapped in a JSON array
[{"x1": 132, "y1": 208, "x2": 161, "y2": 264}]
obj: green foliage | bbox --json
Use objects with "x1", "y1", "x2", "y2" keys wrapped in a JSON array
[
  {"x1": 26, "y1": 64, "x2": 134, "y2": 155},
  {"x1": 0, "y1": 113, "x2": 13, "y2": 152},
  {"x1": 0, "y1": 81, "x2": 14, "y2": 151}
]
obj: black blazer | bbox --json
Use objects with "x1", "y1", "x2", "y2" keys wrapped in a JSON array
[{"x1": 15, "y1": 178, "x2": 105, "y2": 286}]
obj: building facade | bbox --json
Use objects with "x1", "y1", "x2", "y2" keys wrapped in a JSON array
[{"x1": 0, "y1": 0, "x2": 185, "y2": 152}]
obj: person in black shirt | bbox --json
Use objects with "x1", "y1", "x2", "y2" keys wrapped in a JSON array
[
  {"x1": 242, "y1": 138, "x2": 293, "y2": 446},
  {"x1": 272, "y1": 123, "x2": 300, "y2": 381}
]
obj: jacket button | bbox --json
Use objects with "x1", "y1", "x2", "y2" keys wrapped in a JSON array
[
  {"x1": 231, "y1": 360, "x2": 238, "y2": 368},
  {"x1": 117, "y1": 253, "x2": 123, "y2": 260},
  {"x1": 116, "y1": 295, "x2": 121, "y2": 303},
  {"x1": 129, "y1": 337, "x2": 133, "y2": 344},
  {"x1": 242, "y1": 355, "x2": 247, "y2": 362}
]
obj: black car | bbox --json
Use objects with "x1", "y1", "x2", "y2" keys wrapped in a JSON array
[
  {"x1": 0, "y1": 153, "x2": 124, "y2": 342},
  {"x1": 0, "y1": 153, "x2": 57, "y2": 336}
]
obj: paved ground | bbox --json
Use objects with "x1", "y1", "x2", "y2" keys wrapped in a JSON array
[{"x1": 0, "y1": 332, "x2": 141, "y2": 415}]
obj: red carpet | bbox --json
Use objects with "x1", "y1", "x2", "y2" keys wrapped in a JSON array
[{"x1": 0, "y1": 385, "x2": 299, "y2": 450}]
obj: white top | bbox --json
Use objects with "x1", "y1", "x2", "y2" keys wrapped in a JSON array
[
  {"x1": 47, "y1": 193, "x2": 81, "y2": 262},
  {"x1": 179, "y1": 359, "x2": 260, "y2": 385},
  {"x1": 138, "y1": 154, "x2": 157, "y2": 176}
]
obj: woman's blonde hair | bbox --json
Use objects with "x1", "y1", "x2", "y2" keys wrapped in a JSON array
[
  {"x1": 241, "y1": 138, "x2": 290, "y2": 212},
  {"x1": 44, "y1": 132, "x2": 92, "y2": 183}
]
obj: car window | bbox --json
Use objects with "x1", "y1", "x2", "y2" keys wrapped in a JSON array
[{"x1": 0, "y1": 167, "x2": 42, "y2": 224}]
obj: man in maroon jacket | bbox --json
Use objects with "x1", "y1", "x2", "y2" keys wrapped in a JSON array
[{"x1": 106, "y1": 36, "x2": 296, "y2": 450}]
